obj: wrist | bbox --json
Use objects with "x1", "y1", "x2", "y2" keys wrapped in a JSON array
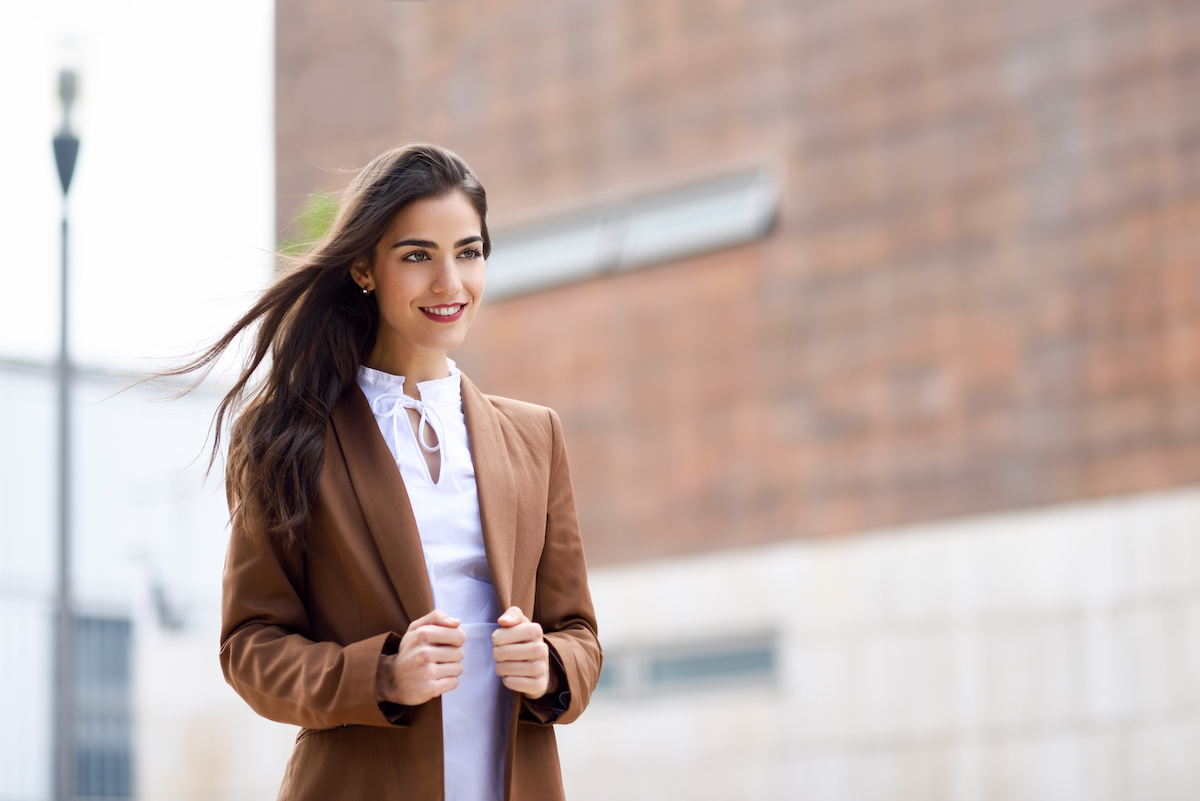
[
  {"x1": 541, "y1": 665, "x2": 560, "y2": 698},
  {"x1": 376, "y1": 653, "x2": 397, "y2": 704}
]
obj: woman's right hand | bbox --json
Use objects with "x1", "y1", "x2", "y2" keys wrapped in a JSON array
[{"x1": 376, "y1": 609, "x2": 465, "y2": 706}]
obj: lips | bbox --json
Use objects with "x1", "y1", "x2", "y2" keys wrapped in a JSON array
[{"x1": 420, "y1": 303, "x2": 466, "y2": 322}]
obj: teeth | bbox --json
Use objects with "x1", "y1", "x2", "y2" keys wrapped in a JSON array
[{"x1": 424, "y1": 304, "x2": 463, "y2": 316}]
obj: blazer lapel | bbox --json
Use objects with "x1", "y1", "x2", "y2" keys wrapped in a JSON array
[
  {"x1": 330, "y1": 384, "x2": 435, "y2": 622},
  {"x1": 461, "y1": 374, "x2": 517, "y2": 612}
]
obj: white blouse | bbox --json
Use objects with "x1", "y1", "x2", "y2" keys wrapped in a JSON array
[{"x1": 357, "y1": 359, "x2": 510, "y2": 801}]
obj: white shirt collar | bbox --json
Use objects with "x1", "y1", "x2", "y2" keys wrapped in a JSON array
[{"x1": 357, "y1": 357, "x2": 461, "y2": 406}]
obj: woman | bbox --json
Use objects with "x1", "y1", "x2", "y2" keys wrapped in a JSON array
[{"x1": 191, "y1": 144, "x2": 600, "y2": 800}]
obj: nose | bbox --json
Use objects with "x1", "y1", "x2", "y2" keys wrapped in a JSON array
[{"x1": 431, "y1": 255, "x2": 463, "y2": 295}]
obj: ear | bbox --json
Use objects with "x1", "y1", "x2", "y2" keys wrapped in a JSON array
[{"x1": 350, "y1": 257, "x2": 373, "y2": 291}]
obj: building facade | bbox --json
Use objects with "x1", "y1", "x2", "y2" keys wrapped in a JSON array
[
  {"x1": 268, "y1": 0, "x2": 1200, "y2": 797},
  {"x1": 278, "y1": 0, "x2": 1200, "y2": 562}
]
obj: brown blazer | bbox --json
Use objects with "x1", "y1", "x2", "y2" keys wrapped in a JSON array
[{"x1": 219, "y1": 374, "x2": 601, "y2": 800}]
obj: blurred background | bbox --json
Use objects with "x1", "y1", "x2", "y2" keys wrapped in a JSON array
[{"x1": 2, "y1": 0, "x2": 1199, "y2": 798}]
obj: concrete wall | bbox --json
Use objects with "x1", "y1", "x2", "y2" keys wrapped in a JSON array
[
  {"x1": 135, "y1": 628, "x2": 296, "y2": 801},
  {"x1": 562, "y1": 486, "x2": 1200, "y2": 800}
]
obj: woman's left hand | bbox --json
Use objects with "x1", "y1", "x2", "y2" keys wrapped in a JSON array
[{"x1": 492, "y1": 606, "x2": 557, "y2": 699}]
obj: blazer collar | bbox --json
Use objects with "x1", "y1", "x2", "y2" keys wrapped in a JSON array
[
  {"x1": 331, "y1": 373, "x2": 518, "y2": 620},
  {"x1": 461, "y1": 373, "x2": 517, "y2": 612},
  {"x1": 331, "y1": 383, "x2": 435, "y2": 622}
]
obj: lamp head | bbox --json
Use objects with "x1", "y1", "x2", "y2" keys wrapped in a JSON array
[{"x1": 54, "y1": 69, "x2": 80, "y2": 196}]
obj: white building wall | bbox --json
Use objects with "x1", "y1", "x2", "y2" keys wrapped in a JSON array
[
  {"x1": 560, "y1": 487, "x2": 1200, "y2": 801},
  {"x1": 135, "y1": 627, "x2": 296, "y2": 801},
  {"x1": 0, "y1": 368, "x2": 57, "y2": 800},
  {"x1": 72, "y1": 375, "x2": 298, "y2": 800},
  {"x1": 0, "y1": 366, "x2": 295, "y2": 801}
]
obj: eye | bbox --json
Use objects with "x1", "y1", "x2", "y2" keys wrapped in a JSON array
[
  {"x1": 458, "y1": 247, "x2": 482, "y2": 260},
  {"x1": 401, "y1": 250, "x2": 431, "y2": 263}
]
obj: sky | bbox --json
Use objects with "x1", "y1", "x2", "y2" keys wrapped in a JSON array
[{"x1": 0, "y1": 0, "x2": 274, "y2": 374}]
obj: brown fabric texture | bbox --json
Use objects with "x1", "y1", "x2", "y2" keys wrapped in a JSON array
[{"x1": 220, "y1": 374, "x2": 602, "y2": 800}]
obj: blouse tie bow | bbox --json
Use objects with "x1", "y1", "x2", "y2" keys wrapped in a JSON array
[{"x1": 370, "y1": 391, "x2": 449, "y2": 478}]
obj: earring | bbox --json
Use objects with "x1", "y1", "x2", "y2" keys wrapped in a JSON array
[{"x1": 361, "y1": 285, "x2": 370, "y2": 295}]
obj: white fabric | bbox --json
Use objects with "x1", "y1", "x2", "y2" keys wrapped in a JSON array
[{"x1": 358, "y1": 359, "x2": 510, "y2": 801}]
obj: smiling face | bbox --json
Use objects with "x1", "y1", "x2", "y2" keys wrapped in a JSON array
[{"x1": 352, "y1": 191, "x2": 486, "y2": 379}]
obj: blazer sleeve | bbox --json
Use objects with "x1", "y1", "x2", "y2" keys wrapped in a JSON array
[
  {"x1": 524, "y1": 408, "x2": 603, "y2": 725},
  {"x1": 218, "y1": 499, "x2": 405, "y2": 731}
]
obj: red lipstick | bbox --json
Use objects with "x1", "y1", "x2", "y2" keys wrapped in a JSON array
[{"x1": 420, "y1": 303, "x2": 466, "y2": 322}]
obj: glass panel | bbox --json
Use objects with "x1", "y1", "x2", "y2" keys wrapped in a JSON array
[
  {"x1": 485, "y1": 165, "x2": 779, "y2": 300},
  {"x1": 75, "y1": 615, "x2": 132, "y2": 799},
  {"x1": 648, "y1": 643, "x2": 775, "y2": 687}
]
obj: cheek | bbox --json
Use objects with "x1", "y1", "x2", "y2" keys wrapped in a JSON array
[
  {"x1": 376, "y1": 272, "x2": 420, "y2": 305},
  {"x1": 466, "y1": 267, "x2": 486, "y2": 299}
]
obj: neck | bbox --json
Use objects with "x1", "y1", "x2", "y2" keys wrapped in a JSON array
[{"x1": 362, "y1": 346, "x2": 450, "y2": 398}]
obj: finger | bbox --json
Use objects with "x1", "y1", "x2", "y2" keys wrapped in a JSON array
[
  {"x1": 500, "y1": 675, "x2": 548, "y2": 697},
  {"x1": 413, "y1": 644, "x2": 464, "y2": 664},
  {"x1": 411, "y1": 624, "x2": 467, "y2": 648},
  {"x1": 423, "y1": 659, "x2": 465, "y2": 679},
  {"x1": 492, "y1": 621, "x2": 543, "y2": 646},
  {"x1": 493, "y1": 640, "x2": 548, "y2": 664},
  {"x1": 497, "y1": 606, "x2": 528, "y2": 627},
  {"x1": 387, "y1": 651, "x2": 464, "y2": 705},
  {"x1": 494, "y1": 659, "x2": 547, "y2": 679},
  {"x1": 427, "y1": 675, "x2": 460, "y2": 698},
  {"x1": 402, "y1": 657, "x2": 465, "y2": 681},
  {"x1": 407, "y1": 609, "x2": 461, "y2": 632}
]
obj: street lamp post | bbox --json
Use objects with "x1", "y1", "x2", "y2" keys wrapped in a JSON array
[{"x1": 52, "y1": 67, "x2": 79, "y2": 801}]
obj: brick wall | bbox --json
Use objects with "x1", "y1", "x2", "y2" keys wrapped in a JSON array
[{"x1": 276, "y1": 0, "x2": 1200, "y2": 565}]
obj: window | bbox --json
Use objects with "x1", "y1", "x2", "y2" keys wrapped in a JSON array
[
  {"x1": 648, "y1": 643, "x2": 775, "y2": 687},
  {"x1": 75, "y1": 615, "x2": 132, "y2": 800},
  {"x1": 595, "y1": 634, "x2": 777, "y2": 698},
  {"x1": 485, "y1": 162, "x2": 781, "y2": 300}
]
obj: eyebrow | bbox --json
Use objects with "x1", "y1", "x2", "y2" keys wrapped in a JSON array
[{"x1": 390, "y1": 235, "x2": 483, "y2": 250}]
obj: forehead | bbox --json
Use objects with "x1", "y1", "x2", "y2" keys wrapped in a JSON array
[{"x1": 379, "y1": 191, "x2": 481, "y2": 243}]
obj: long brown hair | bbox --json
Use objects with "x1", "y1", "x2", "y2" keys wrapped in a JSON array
[{"x1": 175, "y1": 143, "x2": 490, "y2": 547}]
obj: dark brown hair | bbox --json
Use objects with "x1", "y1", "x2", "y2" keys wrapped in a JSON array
[{"x1": 174, "y1": 143, "x2": 489, "y2": 547}]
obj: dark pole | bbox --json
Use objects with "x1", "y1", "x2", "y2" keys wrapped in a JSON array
[{"x1": 52, "y1": 67, "x2": 79, "y2": 801}]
